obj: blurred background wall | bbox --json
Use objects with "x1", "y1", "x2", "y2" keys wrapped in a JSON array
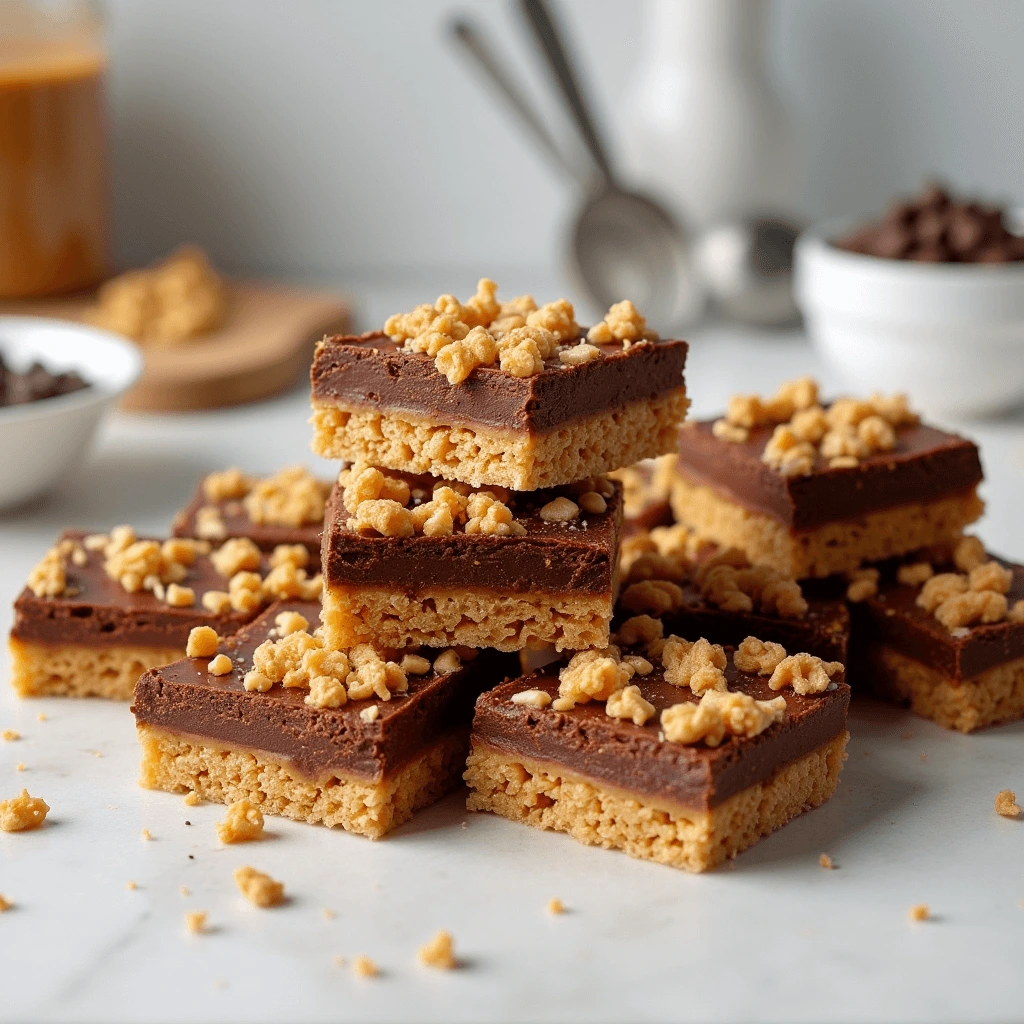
[{"x1": 104, "y1": 0, "x2": 1024, "y2": 283}]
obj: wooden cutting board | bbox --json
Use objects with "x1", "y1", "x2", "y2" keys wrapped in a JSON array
[{"x1": 0, "y1": 280, "x2": 351, "y2": 412}]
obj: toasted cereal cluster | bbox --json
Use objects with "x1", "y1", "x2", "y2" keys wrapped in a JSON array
[
  {"x1": 733, "y1": 636, "x2": 788, "y2": 676},
  {"x1": 661, "y1": 636, "x2": 728, "y2": 695},
  {"x1": 0, "y1": 789, "x2": 49, "y2": 831},
  {"x1": 845, "y1": 567, "x2": 880, "y2": 602},
  {"x1": 907, "y1": 544, "x2": 1024, "y2": 630},
  {"x1": 712, "y1": 378, "x2": 918, "y2": 477},
  {"x1": 586, "y1": 300, "x2": 658, "y2": 348},
  {"x1": 554, "y1": 647, "x2": 654, "y2": 722},
  {"x1": 85, "y1": 245, "x2": 227, "y2": 346},
  {"x1": 767, "y1": 652, "x2": 843, "y2": 695},
  {"x1": 26, "y1": 542, "x2": 72, "y2": 598},
  {"x1": 203, "y1": 467, "x2": 252, "y2": 502},
  {"x1": 243, "y1": 466, "x2": 331, "y2": 528},
  {"x1": 660, "y1": 688, "x2": 786, "y2": 746},
  {"x1": 618, "y1": 521, "x2": 708, "y2": 579},
  {"x1": 384, "y1": 282, "x2": 656, "y2": 384},
  {"x1": 694, "y1": 549, "x2": 808, "y2": 619}
]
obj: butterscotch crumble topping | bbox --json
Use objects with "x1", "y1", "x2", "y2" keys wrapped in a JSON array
[
  {"x1": 353, "y1": 955, "x2": 378, "y2": 978},
  {"x1": 734, "y1": 637, "x2": 788, "y2": 676},
  {"x1": 995, "y1": 790, "x2": 1022, "y2": 818},
  {"x1": 383, "y1": 280, "x2": 657, "y2": 383},
  {"x1": 185, "y1": 910, "x2": 208, "y2": 934},
  {"x1": 234, "y1": 865, "x2": 285, "y2": 908},
  {"x1": 203, "y1": 467, "x2": 251, "y2": 502},
  {"x1": 768, "y1": 652, "x2": 843, "y2": 695},
  {"x1": 243, "y1": 466, "x2": 330, "y2": 527},
  {"x1": 713, "y1": 378, "x2": 918, "y2": 476},
  {"x1": 908, "y1": 904, "x2": 930, "y2": 922},
  {"x1": 510, "y1": 689, "x2": 552, "y2": 709},
  {"x1": 217, "y1": 799, "x2": 265, "y2": 843},
  {"x1": 605, "y1": 685, "x2": 656, "y2": 726},
  {"x1": 660, "y1": 689, "x2": 786, "y2": 746},
  {"x1": 662, "y1": 637, "x2": 728, "y2": 694},
  {"x1": 417, "y1": 930, "x2": 457, "y2": 970},
  {"x1": 186, "y1": 626, "x2": 220, "y2": 658},
  {"x1": 0, "y1": 789, "x2": 48, "y2": 831}
]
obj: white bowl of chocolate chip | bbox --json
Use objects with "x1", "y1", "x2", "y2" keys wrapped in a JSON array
[
  {"x1": 0, "y1": 316, "x2": 143, "y2": 508},
  {"x1": 796, "y1": 205, "x2": 1024, "y2": 418}
]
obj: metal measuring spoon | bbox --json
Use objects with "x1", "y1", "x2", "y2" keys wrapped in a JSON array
[{"x1": 450, "y1": 6, "x2": 702, "y2": 329}]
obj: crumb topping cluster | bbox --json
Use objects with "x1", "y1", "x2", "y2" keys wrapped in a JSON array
[
  {"x1": 848, "y1": 536, "x2": 1024, "y2": 631},
  {"x1": 712, "y1": 377, "x2": 919, "y2": 477},
  {"x1": 383, "y1": 279, "x2": 657, "y2": 385},
  {"x1": 341, "y1": 463, "x2": 612, "y2": 539},
  {"x1": 618, "y1": 533, "x2": 808, "y2": 620},
  {"x1": 529, "y1": 625, "x2": 841, "y2": 746},
  {"x1": 25, "y1": 530, "x2": 321, "y2": 613},
  {"x1": 188, "y1": 615, "x2": 473, "y2": 713},
  {"x1": 196, "y1": 465, "x2": 330, "y2": 537}
]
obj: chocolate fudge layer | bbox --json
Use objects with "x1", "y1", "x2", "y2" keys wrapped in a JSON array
[
  {"x1": 173, "y1": 487, "x2": 323, "y2": 556},
  {"x1": 9, "y1": 531, "x2": 258, "y2": 700},
  {"x1": 321, "y1": 473, "x2": 623, "y2": 652},
  {"x1": 134, "y1": 602, "x2": 518, "y2": 837},
  {"x1": 672, "y1": 417, "x2": 983, "y2": 579},
  {"x1": 851, "y1": 552, "x2": 1024, "y2": 731},
  {"x1": 310, "y1": 333, "x2": 689, "y2": 491}
]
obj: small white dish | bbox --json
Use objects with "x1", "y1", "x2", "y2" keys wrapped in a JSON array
[
  {"x1": 0, "y1": 316, "x2": 143, "y2": 509},
  {"x1": 795, "y1": 217, "x2": 1024, "y2": 418}
]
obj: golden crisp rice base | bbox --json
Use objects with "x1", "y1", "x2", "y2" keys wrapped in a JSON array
[
  {"x1": 670, "y1": 476, "x2": 984, "y2": 579},
  {"x1": 9, "y1": 636, "x2": 185, "y2": 701},
  {"x1": 320, "y1": 585, "x2": 612, "y2": 652},
  {"x1": 136, "y1": 723, "x2": 469, "y2": 839},
  {"x1": 869, "y1": 645, "x2": 1024, "y2": 733},
  {"x1": 464, "y1": 732, "x2": 849, "y2": 872},
  {"x1": 310, "y1": 390, "x2": 690, "y2": 491}
]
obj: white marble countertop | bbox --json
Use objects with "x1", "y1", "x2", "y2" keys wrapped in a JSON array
[{"x1": 2, "y1": 305, "x2": 1024, "y2": 1023}]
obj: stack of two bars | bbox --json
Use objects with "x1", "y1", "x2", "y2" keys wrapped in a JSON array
[{"x1": 135, "y1": 285, "x2": 691, "y2": 839}]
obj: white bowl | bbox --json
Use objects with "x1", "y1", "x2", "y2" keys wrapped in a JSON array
[
  {"x1": 0, "y1": 317, "x2": 143, "y2": 508},
  {"x1": 795, "y1": 218, "x2": 1024, "y2": 418}
]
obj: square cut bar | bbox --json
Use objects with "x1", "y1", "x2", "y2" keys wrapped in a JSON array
[
  {"x1": 321, "y1": 475, "x2": 624, "y2": 652},
  {"x1": 133, "y1": 601, "x2": 517, "y2": 839},
  {"x1": 172, "y1": 470, "x2": 331, "y2": 556},
  {"x1": 9, "y1": 532, "x2": 258, "y2": 700},
  {"x1": 672, "y1": 417, "x2": 984, "y2": 579},
  {"x1": 310, "y1": 333, "x2": 689, "y2": 491},
  {"x1": 465, "y1": 655, "x2": 850, "y2": 872},
  {"x1": 851, "y1": 553, "x2": 1024, "y2": 732}
]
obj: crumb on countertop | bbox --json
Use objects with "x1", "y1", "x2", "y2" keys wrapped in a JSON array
[
  {"x1": 216, "y1": 799, "x2": 265, "y2": 843},
  {"x1": 185, "y1": 911, "x2": 208, "y2": 934},
  {"x1": 819, "y1": 853, "x2": 835, "y2": 869},
  {"x1": 141, "y1": 828, "x2": 153, "y2": 841},
  {"x1": 233, "y1": 865, "x2": 285, "y2": 908},
  {"x1": 417, "y1": 930, "x2": 456, "y2": 970},
  {"x1": 2, "y1": 729, "x2": 19, "y2": 741},
  {"x1": 184, "y1": 791, "x2": 200, "y2": 807},
  {"x1": 353, "y1": 955, "x2": 378, "y2": 979},
  {"x1": 908, "y1": 904, "x2": 930, "y2": 922},
  {"x1": 0, "y1": 789, "x2": 48, "y2": 831},
  {"x1": 126, "y1": 880, "x2": 138, "y2": 891},
  {"x1": 995, "y1": 790, "x2": 1022, "y2": 818},
  {"x1": 547, "y1": 897, "x2": 565, "y2": 915},
  {"x1": 0, "y1": 894, "x2": 13, "y2": 912}
]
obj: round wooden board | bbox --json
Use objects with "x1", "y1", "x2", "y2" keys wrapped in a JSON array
[{"x1": 0, "y1": 280, "x2": 351, "y2": 412}]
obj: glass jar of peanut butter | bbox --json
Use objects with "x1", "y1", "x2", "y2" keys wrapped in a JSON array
[{"x1": 0, "y1": 0, "x2": 108, "y2": 298}]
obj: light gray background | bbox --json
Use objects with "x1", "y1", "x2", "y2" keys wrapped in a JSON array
[{"x1": 104, "y1": 0, "x2": 1024, "y2": 283}]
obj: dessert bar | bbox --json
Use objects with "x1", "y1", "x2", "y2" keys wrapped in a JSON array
[
  {"x1": 310, "y1": 284, "x2": 689, "y2": 491},
  {"x1": 848, "y1": 537, "x2": 1024, "y2": 732},
  {"x1": 172, "y1": 465, "x2": 330, "y2": 555},
  {"x1": 672, "y1": 379, "x2": 983, "y2": 578},
  {"x1": 611, "y1": 455, "x2": 676, "y2": 535},
  {"x1": 133, "y1": 601, "x2": 517, "y2": 838},
  {"x1": 9, "y1": 529, "x2": 319, "y2": 699},
  {"x1": 320, "y1": 467, "x2": 623, "y2": 652},
  {"x1": 466, "y1": 635, "x2": 849, "y2": 871}
]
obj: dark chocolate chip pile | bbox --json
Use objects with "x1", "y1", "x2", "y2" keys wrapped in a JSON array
[
  {"x1": 836, "y1": 183, "x2": 1024, "y2": 263},
  {"x1": 0, "y1": 353, "x2": 91, "y2": 407}
]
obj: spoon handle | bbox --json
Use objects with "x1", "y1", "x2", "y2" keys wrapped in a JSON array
[
  {"x1": 518, "y1": 0, "x2": 614, "y2": 186},
  {"x1": 448, "y1": 18, "x2": 584, "y2": 186}
]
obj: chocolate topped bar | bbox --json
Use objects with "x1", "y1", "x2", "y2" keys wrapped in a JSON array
[
  {"x1": 12, "y1": 531, "x2": 251, "y2": 649},
  {"x1": 313, "y1": 332, "x2": 688, "y2": 435},
  {"x1": 677, "y1": 418, "x2": 982, "y2": 531},
  {"x1": 473, "y1": 662, "x2": 849, "y2": 813}
]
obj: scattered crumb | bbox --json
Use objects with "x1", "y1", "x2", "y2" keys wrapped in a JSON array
[
  {"x1": 547, "y1": 898, "x2": 565, "y2": 915},
  {"x1": 36, "y1": 713, "x2": 46, "y2": 722},
  {"x1": 900, "y1": 731, "x2": 914, "y2": 740},
  {"x1": 333, "y1": 955, "x2": 346, "y2": 967},
  {"x1": 184, "y1": 820, "x2": 191, "y2": 826},
  {"x1": 323, "y1": 908, "x2": 336, "y2": 920},
  {"x1": 216, "y1": 799, "x2": 265, "y2": 843},
  {"x1": 180, "y1": 886, "x2": 190, "y2": 897},
  {"x1": 908, "y1": 904, "x2": 930, "y2": 922},
  {"x1": 0, "y1": 894, "x2": 12, "y2": 912},
  {"x1": 819, "y1": 853, "x2": 834, "y2": 870},
  {"x1": 359, "y1": 706, "x2": 380, "y2": 724},
  {"x1": 995, "y1": 790, "x2": 1022, "y2": 818},
  {"x1": 353, "y1": 955, "x2": 378, "y2": 979},
  {"x1": 418, "y1": 930, "x2": 456, "y2": 970},
  {"x1": 233, "y1": 865, "x2": 285, "y2": 908},
  {"x1": 90, "y1": 750, "x2": 103, "y2": 758},
  {"x1": 126, "y1": 880, "x2": 138, "y2": 891},
  {"x1": 141, "y1": 828, "x2": 153, "y2": 841},
  {"x1": 184, "y1": 791, "x2": 201, "y2": 807},
  {"x1": 2, "y1": 729, "x2": 20, "y2": 741},
  {"x1": 15, "y1": 763, "x2": 25, "y2": 772},
  {"x1": 0, "y1": 789, "x2": 49, "y2": 831},
  {"x1": 185, "y1": 910, "x2": 208, "y2": 934}
]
